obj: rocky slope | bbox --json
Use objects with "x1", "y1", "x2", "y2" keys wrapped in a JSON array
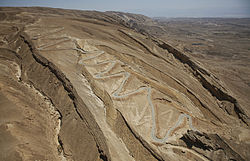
[{"x1": 0, "y1": 7, "x2": 249, "y2": 161}]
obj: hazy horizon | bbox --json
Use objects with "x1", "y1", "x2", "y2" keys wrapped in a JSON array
[{"x1": 1, "y1": 0, "x2": 250, "y2": 18}]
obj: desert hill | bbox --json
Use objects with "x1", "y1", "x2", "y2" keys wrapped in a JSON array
[{"x1": 0, "y1": 7, "x2": 249, "y2": 161}]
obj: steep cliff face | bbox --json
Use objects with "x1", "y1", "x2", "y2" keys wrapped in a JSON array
[{"x1": 0, "y1": 7, "x2": 249, "y2": 161}]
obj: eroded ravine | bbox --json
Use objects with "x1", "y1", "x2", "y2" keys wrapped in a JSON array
[
  {"x1": 0, "y1": 49, "x2": 66, "y2": 160},
  {"x1": 1, "y1": 27, "x2": 111, "y2": 160}
]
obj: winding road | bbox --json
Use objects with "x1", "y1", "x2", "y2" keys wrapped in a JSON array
[{"x1": 78, "y1": 48, "x2": 198, "y2": 143}]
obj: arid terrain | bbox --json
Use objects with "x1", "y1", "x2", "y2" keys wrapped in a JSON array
[
  {"x1": 147, "y1": 18, "x2": 250, "y2": 116},
  {"x1": 0, "y1": 7, "x2": 250, "y2": 161}
]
